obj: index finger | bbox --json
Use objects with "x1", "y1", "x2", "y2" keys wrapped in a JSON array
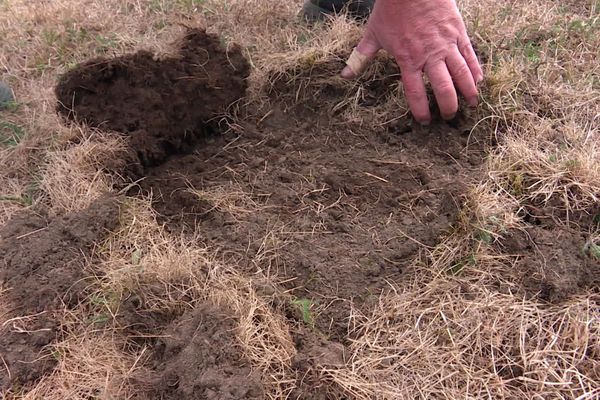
[{"x1": 341, "y1": 29, "x2": 380, "y2": 79}]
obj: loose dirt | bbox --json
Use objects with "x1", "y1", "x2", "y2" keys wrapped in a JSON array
[
  {"x1": 56, "y1": 28, "x2": 250, "y2": 171},
  {"x1": 501, "y1": 204, "x2": 600, "y2": 302},
  {"x1": 49, "y1": 27, "x2": 600, "y2": 398},
  {"x1": 54, "y1": 27, "x2": 486, "y2": 341},
  {"x1": 0, "y1": 197, "x2": 119, "y2": 391},
  {"x1": 135, "y1": 303, "x2": 264, "y2": 400},
  {"x1": 137, "y1": 106, "x2": 483, "y2": 340}
]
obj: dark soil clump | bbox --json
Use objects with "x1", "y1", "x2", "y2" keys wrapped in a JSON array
[
  {"x1": 55, "y1": 29, "x2": 250, "y2": 170},
  {"x1": 0, "y1": 198, "x2": 119, "y2": 391},
  {"x1": 135, "y1": 303, "x2": 263, "y2": 400},
  {"x1": 289, "y1": 325, "x2": 347, "y2": 399}
]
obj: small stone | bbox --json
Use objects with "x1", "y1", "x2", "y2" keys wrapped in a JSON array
[{"x1": 0, "y1": 82, "x2": 14, "y2": 109}]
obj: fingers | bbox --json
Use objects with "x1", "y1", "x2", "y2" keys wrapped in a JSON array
[
  {"x1": 446, "y1": 48, "x2": 478, "y2": 107},
  {"x1": 401, "y1": 69, "x2": 431, "y2": 124},
  {"x1": 458, "y1": 37, "x2": 483, "y2": 84},
  {"x1": 425, "y1": 61, "x2": 458, "y2": 120},
  {"x1": 341, "y1": 29, "x2": 380, "y2": 79}
]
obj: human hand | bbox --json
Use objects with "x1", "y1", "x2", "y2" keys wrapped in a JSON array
[{"x1": 341, "y1": 0, "x2": 483, "y2": 124}]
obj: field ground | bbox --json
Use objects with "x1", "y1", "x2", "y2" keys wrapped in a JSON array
[{"x1": 0, "y1": 0, "x2": 599, "y2": 398}]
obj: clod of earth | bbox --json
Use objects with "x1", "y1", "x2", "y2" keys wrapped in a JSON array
[
  {"x1": 55, "y1": 28, "x2": 250, "y2": 172},
  {"x1": 133, "y1": 303, "x2": 264, "y2": 400},
  {"x1": 500, "y1": 207, "x2": 600, "y2": 302}
]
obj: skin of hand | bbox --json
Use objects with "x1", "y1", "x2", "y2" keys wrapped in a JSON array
[{"x1": 341, "y1": 0, "x2": 484, "y2": 124}]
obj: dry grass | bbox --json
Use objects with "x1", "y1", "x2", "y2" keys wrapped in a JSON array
[
  {"x1": 95, "y1": 198, "x2": 297, "y2": 398},
  {"x1": 489, "y1": 130, "x2": 600, "y2": 216},
  {"x1": 326, "y1": 286, "x2": 600, "y2": 399},
  {"x1": 20, "y1": 333, "x2": 142, "y2": 400},
  {"x1": 188, "y1": 182, "x2": 265, "y2": 220},
  {"x1": 39, "y1": 131, "x2": 126, "y2": 214},
  {"x1": 0, "y1": 288, "x2": 10, "y2": 337},
  {"x1": 1, "y1": 0, "x2": 599, "y2": 399}
]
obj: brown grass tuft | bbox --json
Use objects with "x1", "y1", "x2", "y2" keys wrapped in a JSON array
[
  {"x1": 21, "y1": 332, "x2": 141, "y2": 400},
  {"x1": 39, "y1": 132, "x2": 126, "y2": 214},
  {"x1": 324, "y1": 286, "x2": 600, "y2": 399},
  {"x1": 489, "y1": 131, "x2": 600, "y2": 217},
  {"x1": 188, "y1": 182, "x2": 266, "y2": 220}
]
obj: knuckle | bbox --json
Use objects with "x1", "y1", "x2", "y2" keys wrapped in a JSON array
[
  {"x1": 459, "y1": 43, "x2": 472, "y2": 55},
  {"x1": 404, "y1": 86, "x2": 422, "y2": 98},
  {"x1": 460, "y1": 44, "x2": 476, "y2": 61},
  {"x1": 435, "y1": 82, "x2": 455, "y2": 98},
  {"x1": 454, "y1": 63, "x2": 471, "y2": 79},
  {"x1": 396, "y1": 54, "x2": 419, "y2": 71}
]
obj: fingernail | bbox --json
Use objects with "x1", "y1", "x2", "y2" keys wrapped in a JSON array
[
  {"x1": 468, "y1": 97, "x2": 479, "y2": 107},
  {"x1": 442, "y1": 113, "x2": 456, "y2": 121},
  {"x1": 420, "y1": 119, "x2": 431, "y2": 126}
]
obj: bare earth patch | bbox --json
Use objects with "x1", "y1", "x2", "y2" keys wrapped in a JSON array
[{"x1": 0, "y1": 198, "x2": 119, "y2": 391}]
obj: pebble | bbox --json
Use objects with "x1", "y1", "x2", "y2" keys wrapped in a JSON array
[{"x1": 0, "y1": 82, "x2": 14, "y2": 109}]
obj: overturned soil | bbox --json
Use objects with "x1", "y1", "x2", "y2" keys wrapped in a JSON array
[
  {"x1": 137, "y1": 107, "x2": 483, "y2": 339},
  {"x1": 54, "y1": 28, "x2": 486, "y2": 341},
  {"x1": 501, "y1": 205, "x2": 600, "y2": 302},
  {"x1": 0, "y1": 198, "x2": 119, "y2": 391},
  {"x1": 56, "y1": 28, "x2": 250, "y2": 171},
  {"x1": 49, "y1": 27, "x2": 600, "y2": 398},
  {"x1": 135, "y1": 303, "x2": 264, "y2": 400}
]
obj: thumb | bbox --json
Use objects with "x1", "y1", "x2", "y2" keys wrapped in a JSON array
[{"x1": 341, "y1": 29, "x2": 380, "y2": 79}]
